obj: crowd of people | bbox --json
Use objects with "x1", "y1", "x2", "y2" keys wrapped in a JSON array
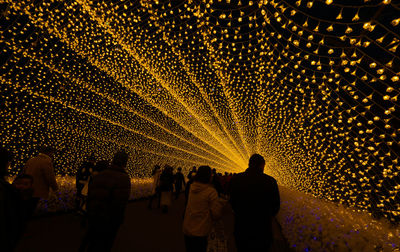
[
  {"x1": 0, "y1": 146, "x2": 132, "y2": 252},
  {"x1": 1, "y1": 146, "x2": 59, "y2": 251},
  {"x1": 1, "y1": 145, "x2": 281, "y2": 252},
  {"x1": 146, "y1": 164, "x2": 234, "y2": 214}
]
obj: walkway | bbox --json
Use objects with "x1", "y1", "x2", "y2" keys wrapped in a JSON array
[
  {"x1": 16, "y1": 195, "x2": 289, "y2": 252},
  {"x1": 16, "y1": 195, "x2": 236, "y2": 252}
]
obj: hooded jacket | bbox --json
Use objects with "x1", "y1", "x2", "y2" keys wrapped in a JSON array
[
  {"x1": 183, "y1": 182, "x2": 225, "y2": 237},
  {"x1": 24, "y1": 153, "x2": 58, "y2": 199}
]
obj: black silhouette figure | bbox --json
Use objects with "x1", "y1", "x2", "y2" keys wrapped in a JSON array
[
  {"x1": 148, "y1": 165, "x2": 161, "y2": 209},
  {"x1": 80, "y1": 151, "x2": 131, "y2": 252},
  {"x1": 229, "y1": 154, "x2": 280, "y2": 252},
  {"x1": 159, "y1": 165, "x2": 174, "y2": 213},
  {"x1": 174, "y1": 167, "x2": 186, "y2": 200}
]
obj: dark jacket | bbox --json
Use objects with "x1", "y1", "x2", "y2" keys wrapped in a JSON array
[
  {"x1": 159, "y1": 172, "x2": 174, "y2": 192},
  {"x1": 174, "y1": 172, "x2": 186, "y2": 189},
  {"x1": 229, "y1": 169, "x2": 280, "y2": 239},
  {"x1": 86, "y1": 165, "x2": 131, "y2": 225},
  {"x1": 212, "y1": 174, "x2": 223, "y2": 196}
]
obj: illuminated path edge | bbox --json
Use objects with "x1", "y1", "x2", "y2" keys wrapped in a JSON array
[{"x1": 20, "y1": 176, "x2": 400, "y2": 251}]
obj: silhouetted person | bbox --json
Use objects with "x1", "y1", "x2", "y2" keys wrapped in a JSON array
[
  {"x1": 174, "y1": 167, "x2": 186, "y2": 200},
  {"x1": 148, "y1": 165, "x2": 161, "y2": 209},
  {"x1": 12, "y1": 174, "x2": 34, "y2": 219},
  {"x1": 76, "y1": 155, "x2": 96, "y2": 212},
  {"x1": 24, "y1": 146, "x2": 58, "y2": 212},
  {"x1": 0, "y1": 147, "x2": 23, "y2": 252},
  {"x1": 185, "y1": 167, "x2": 197, "y2": 205},
  {"x1": 79, "y1": 160, "x2": 110, "y2": 228},
  {"x1": 211, "y1": 168, "x2": 223, "y2": 196},
  {"x1": 11, "y1": 174, "x2": 34, "y2": 245},
  {"x1": 187, "y1": 166, "x2": 197, "y2": 180},
  {"x1": 183, "y1": 166, "x2": 226, "y2": 252},
  {"x1": 220, "y1": 172, "x2": 230, "y2": 195},
  {"x1": 82, "y1": 151, "x2": 131, "y2": 252},
  {"x1": 159, "y1": 165, "x2": 174, "y2": 213},
  {"x1": 229, "y1": 154, "x2": 280, "y2": 252},
  {"x1": 92, "y1": 160, "x2": 109, "y2": 175}
]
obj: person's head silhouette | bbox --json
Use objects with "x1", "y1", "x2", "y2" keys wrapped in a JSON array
[
  {"x1": 95, "y1": 160, "x2": 109, "y2": 172},
  {"x1": 88, "y1": 154, "x2": 96, "y2": 164},
  {"x1": 194, "y1": 166, "x2": 212, "y2": 184},
  {"x1": 112, "y1": 151, "x2": 129, "y2": 169},
  {"x1": 152, "y1": 165, "x2": 161, "y2": 175},
  {"x1": 248, "y1": 154, "x2": 265, "y2": 173},
  {"x1": 39, "y1": 146, "x2": 56, "y2": 160}
]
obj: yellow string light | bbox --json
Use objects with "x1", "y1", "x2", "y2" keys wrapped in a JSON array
[{"x1": 0, "y1": 0, "x2": 399, "y2": 223}]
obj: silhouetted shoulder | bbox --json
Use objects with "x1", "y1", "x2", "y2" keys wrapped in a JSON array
[{"x1": 261, "y1": 174, "x2": 277, "y2": 184}]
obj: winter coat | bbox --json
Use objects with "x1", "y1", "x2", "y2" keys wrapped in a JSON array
[
  {"x1": 174, "y1": 172, "x2": 186, "y2": 189},
  {"x1": 159, "y1": 172, "x2": 174, "y2": 192},
  {"x1": 86, "y1": 165, "x2": 131, "y2": 225},
  {"x1": 183, "y1": 182, "x2": 226, "y2": 237},
  {"x1": 229, "y1": 168, "x2": 280, "y2": 239},
  {"x1": 24, "y1": 153, "x2": 58, "y2": 199}
]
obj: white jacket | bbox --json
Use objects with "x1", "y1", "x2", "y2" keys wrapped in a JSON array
[{"x1": 183, "y1": 182, "x2": 226, "y2": 237}]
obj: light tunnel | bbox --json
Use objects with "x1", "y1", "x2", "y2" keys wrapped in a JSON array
[{"x1": 1, "y1": 0, "x2": 400, "y2": 250}]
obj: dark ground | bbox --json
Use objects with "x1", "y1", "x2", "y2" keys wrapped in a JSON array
[
  {"x1": 16, "y1": 195, "x2": 236, "y2": 252},
  {"x1": 16, "y1": 195, "x2": 289, "y2": 252}
]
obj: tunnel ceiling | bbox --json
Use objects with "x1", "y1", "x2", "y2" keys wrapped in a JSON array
[{"x1": 1, "y1": 0, "x2": 400, "y2": 221}]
